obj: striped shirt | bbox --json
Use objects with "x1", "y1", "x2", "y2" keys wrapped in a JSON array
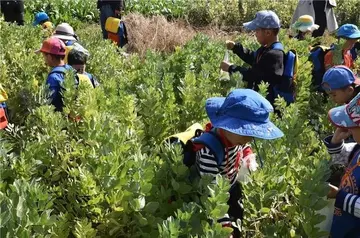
[{"x1": 195, "y1": 144, "x2": 252, "y2": 186}]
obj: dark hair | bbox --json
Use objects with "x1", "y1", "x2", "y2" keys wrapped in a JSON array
[
  {"x1": 67, "y1": 50, "x2": 87, "y2": 65},
  {"x1": 45, "y1": 53, "x2": 65, "y2": 61},
  {"x1": 261, "y1": 28, "x2": 280, "y2": 36},
  {"x1": 270, "y1": 28, "x2": 280, "y2": 35},
  {"x1": 340, "y1": 83, "x2": 360, "y2": 96}
]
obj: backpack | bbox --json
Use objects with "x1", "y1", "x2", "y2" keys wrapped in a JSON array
[
  {"x1": 309, "y1": 45, "x2": 332, "y2": 92},
  {"x1": 50, "y1": 66, "x2": 95, "y2": 88},
  {"x1": 166, "y1": 123, "x2": 225, "y2": 167},
  {"x1": 48, "y1": 65, "x2": 71, "y2": 81},
  {"x1": 350, "y1": 42, "x2": 360, "y2": 61},
  {"x1": 255, "y1": 42, "x2": 298, "y2": 104},
  {"x1": 75, "y1": 73, "x2": 97, "y2": 88},
  {"x1": 0, "y1": 103, "x2": 8, "y2": 130},
  {"x1": 105, "y1": 17, "x2": 128, "y2": 48}
]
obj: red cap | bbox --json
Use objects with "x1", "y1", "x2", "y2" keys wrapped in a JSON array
[{"x1": 36, "y1": 37, "x2": 66, "y2": 56}]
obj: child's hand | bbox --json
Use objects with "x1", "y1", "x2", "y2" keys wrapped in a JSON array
[
  {"x1": 331, "y1": 128, "x2": 352, "y2": 144},
  {"x1": 220, "y1": 61, "x2": 232, "y2": 72},
  {"x1": 226, "y1": 40, "x2": 235, "y2": 50},
  {"x1": 327, "y1": 183, "x2": 339, "y2": 199}
]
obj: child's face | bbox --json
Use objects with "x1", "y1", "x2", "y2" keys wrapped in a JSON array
[
  {"x1": 343, "y1": 39, "x2": 358, "y2": 50},
  {"x1": 327, "y1": 86, "x2": 354, "y2": 104},
  {"x1": 255, "y1": 28, "x2": 275, "y2": 46},
  {"x1": 222, "y1": 129, "x2": 253, "y2": 145},
  {"x1": 42, "y1": 53, "x2": 53, "y2": 67}
]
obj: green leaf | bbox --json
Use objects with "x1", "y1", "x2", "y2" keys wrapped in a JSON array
[
  {"x1": 144, "y1": 202, "x2": 160, "y2": 213},
  {"x1": 260, "y1": 207, "x2": 271, "y2": 214}
]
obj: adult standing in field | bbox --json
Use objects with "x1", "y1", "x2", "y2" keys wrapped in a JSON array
[
  {"x1": 0, "y1": 0, "x2": 24, "y2": 26},
  {"x1": 291, "y1": 0, "x2": 338, "y2": 37},
  {"x1": 97, "y1": 0, "x2": 125, "y2": 39}
]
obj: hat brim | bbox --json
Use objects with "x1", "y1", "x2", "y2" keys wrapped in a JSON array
[
  {"x1": 34, "y1": 48, "x2": 65, "y2": 56},
  {"x1": 205, "y1": 97, "x2": 284, "y2": 139},
  {"x1": 243, "y1": 21, "x2": 258, "y2": 31},
  {"x1": 347, "y1": 32, "x2": 360, "y2": 39},
  {"x1": 296, "y1": 24, "x2": 319, "y2": 32},
  {"x1": 53, "y1": 34, "x2": 77, "y2": 41},
  {"x1": 328, "y1": 105, "x2": 357, "y2": 128}
]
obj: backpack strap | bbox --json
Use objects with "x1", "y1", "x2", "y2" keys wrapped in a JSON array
[
  {"x1": 254, "y1": 42, "x2": 284, "y2": 60},
  {"x1": 192, "y1": 131, "x2": 225, "y2": 166},
  {"x1": 270, "y1": 42, "x2": 284, "y2": 52},
  {"x1": 49, "y1": 65, "x2": 68, "y2": 76}
]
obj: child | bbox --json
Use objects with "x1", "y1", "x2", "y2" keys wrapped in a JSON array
[
  {"x1": 36, "y1": 37, "x2": 72, "y2": 112},
  {"x1": 52, "y1": 23, "x2": 89, "y2": 63},
  {"x1": 97, "y1": 0, "x2": 125, "y2": 39},
  {"x1": 222, "y1": 10, "x2": 288, "y2": 105},
  {"x1": 33, "y1": 11, "x2": 53, "y2": 30},
  {"x1": 67, "y1": 49, "x2": 99, "y2": 88},
  {"x1": 322, "y1": 66, "x2": 360, "y2": 104},
  {"x1": 324, "y1": 24, "x2": 360, "y2": 71},
  {"x1": 324, "y1": 93, "x2": 360, "y2": 237},
  {"x1": 0, "y1": 84, "x2": 9, "y2": 130},
  {"x1": 291, "y1": 15, "x2": 319, "y2": 40},
  {"x1": 198, "y1": 89, "x2": 284, "y2": 237}
]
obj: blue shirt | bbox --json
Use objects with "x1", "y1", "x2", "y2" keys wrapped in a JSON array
[{"x1": 46, "y1": 65, "x2": 72, "y2": 111}]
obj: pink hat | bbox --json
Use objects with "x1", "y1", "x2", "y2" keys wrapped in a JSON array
[{"x1": 36, "y1": 37, "x2": 66, "y2": 56}]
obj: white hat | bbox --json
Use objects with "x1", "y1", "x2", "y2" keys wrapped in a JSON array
[
  {"x1": 292, "y1": 15, "x2": 319, "y2": 33},
  {"x1": 53, "y1": 23, "x2": 77, "y2": 41}
]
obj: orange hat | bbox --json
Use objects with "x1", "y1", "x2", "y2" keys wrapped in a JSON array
[{"x1": 36, "y1": 37, "x2": 66, "y2": 56}]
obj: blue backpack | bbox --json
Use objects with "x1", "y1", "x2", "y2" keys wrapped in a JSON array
[
  {"x1": 255, "y1": 42, "x2": 297, "y2": 104},
  {"x1": 166, "y1": 123, "x2": 225, "y2": 167},
  {"x1": 309, "y1": 45, "x2": 333, "y2": 92}
]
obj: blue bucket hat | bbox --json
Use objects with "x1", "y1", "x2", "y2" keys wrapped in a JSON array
[
  {"x1": 329, "y1": 92, "x2": 360, "y2": 128},
  {"x1": 205, "y1": 89, "x2": 284, "y2": 139},
  {"x1": 322, "y1": 66, "x2": 360, "y2": 91},
  {"x1": 243, "y1": 10, "x2": 281, "y2": 31},
  {"x1": 33, "y1": 12, "x2": 50, "y2": 26},
  {"x1": 337, "y1": 24, "x2": 360, "y2": 39}
]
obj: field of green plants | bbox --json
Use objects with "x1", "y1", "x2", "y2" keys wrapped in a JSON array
[
  {"x1": 23, "y1": 0, "x2": 360, "y2": 28},
  {"x1": 1, "y1": 1, "x2": 359, "y2": 238}
]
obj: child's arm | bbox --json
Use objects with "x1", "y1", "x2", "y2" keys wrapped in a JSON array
[
  {"x1": 334, "y1": 189, "x2": 360, "y2": 219},
  {"x1": 229, "y1": 42, "x2": 256, "y2": 66},
  {"x1": 323, "y1": 129, "x2": 355, "y2": 166},
  {"x1": 196, "y1": 147, "x2": 220, "y2": 178},
  {"x1": 46, "y1": 76, "x2": 63, "y2": 111}
]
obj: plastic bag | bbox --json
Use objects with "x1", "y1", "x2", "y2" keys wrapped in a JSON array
[
  {"x1": 219, "y1": 50, "x2": 230, "y2": 81},
  {"x1": 316, "y1": 197, "x2": 335, "y2": 235}
]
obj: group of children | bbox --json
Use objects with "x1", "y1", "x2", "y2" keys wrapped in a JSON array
[
  {"x1": 1, "y1": 6, "x2": 360, "y2": 238},
  {"x1": 215, "y1": 10, "x2": 360, "y2": 237},
  {"x1": 32, "y1": 12, "x2": 98, "y2": 112}
]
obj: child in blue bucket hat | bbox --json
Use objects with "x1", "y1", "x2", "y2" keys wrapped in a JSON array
[
  {"x1": 324, "y1": 24, "x2": 360, "y2": 71},
  {"x1": 33, "y1": 12, "x2": 53, "y2": 30},
  {"x1": 221, "y1": 10, "x2": 292, "y2": 106},
  {"x1": 197, "y1": 88, "x2": 283, "y2": 237},
  {"x1": 324, "y1": 92, "x2": 360, "y2": 237},
  {"x1": 322, "y1": 66, "x2": 360, "y2": 104}
]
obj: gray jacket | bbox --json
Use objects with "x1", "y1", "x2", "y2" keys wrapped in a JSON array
[{"x1": 291, "y1": 0, "x2": 338, "y2": 33}]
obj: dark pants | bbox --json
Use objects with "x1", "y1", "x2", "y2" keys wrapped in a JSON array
[
  {"x1": 228, "y1": 181, "x2": 243, "y2": 238},
  {"x1": 1, "y1": 1, "x2": 24, "y2": 26},
  {"x1": 99, "y1": 5, "x2": 117, "y2": 39},
  {"x1": 312, "y1": 0, "x2": 327, "y2": 37}
]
